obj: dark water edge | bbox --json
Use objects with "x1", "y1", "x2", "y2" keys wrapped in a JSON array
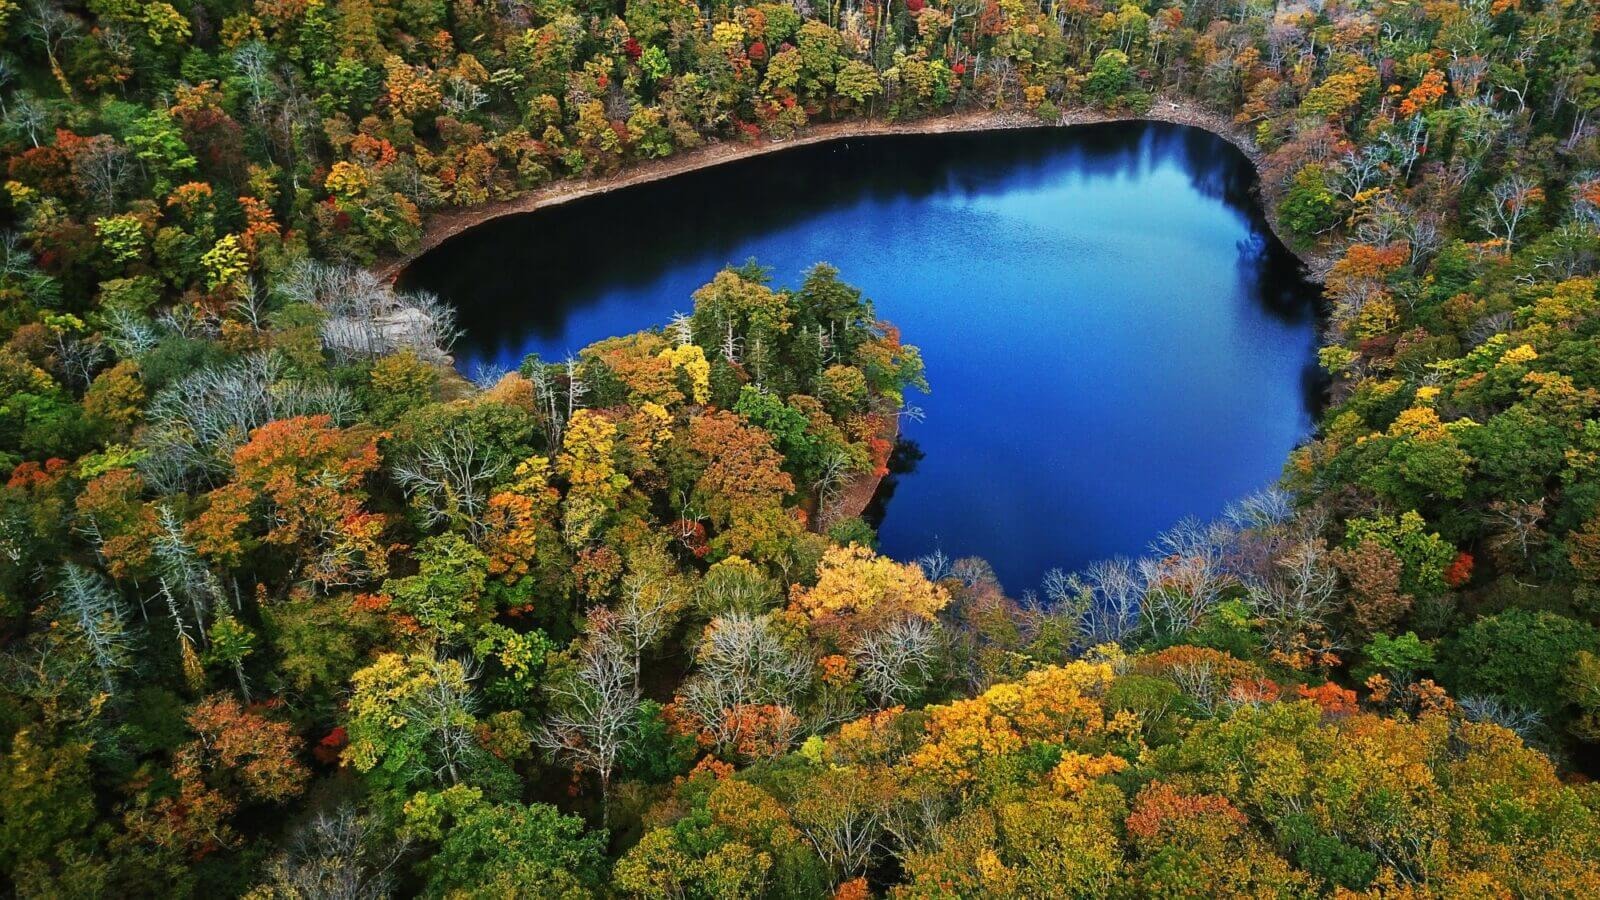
[{"x1": 401, "y1": 121, "x2": 1326, "y2": 591}]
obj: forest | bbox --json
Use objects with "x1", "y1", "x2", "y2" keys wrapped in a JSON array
[{"x1": 4, "y1": 0, "x2": 1600, "y2": 895}]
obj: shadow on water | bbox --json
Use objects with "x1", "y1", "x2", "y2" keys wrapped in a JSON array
[
  {"x1": 861, "y1": 438, "x2": 925, "y2": 532},
  {"x1": 403, "y1": 122, "x2": 1311, "y2": 359},
  {"x1": 401, "y1": 121, "x2": 1324, "y2": 591}
]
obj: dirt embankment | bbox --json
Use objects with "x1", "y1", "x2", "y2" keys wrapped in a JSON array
[
  {"x1": 375, "y1": 98, "x2": 1336, "y2": 285},
  {"x1": 820, "y1": 413, "x2": 901, "y2": 528}
]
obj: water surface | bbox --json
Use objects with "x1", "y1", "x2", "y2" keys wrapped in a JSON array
[{"x1": 402, "y1": 122, "x2": 1323, "y2": 591}]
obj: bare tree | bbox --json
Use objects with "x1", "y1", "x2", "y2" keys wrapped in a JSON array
[
  {"x1": 72, "y1": 136, "x2": 132, "y2": 212},
  {"x1": 1332, "y1": 145, "x2": 1390, "y2": 201},
  {"x1": 390, "y1": 424, "x2": 509, "y2": 541},
  {"x1": 1138, "y1": 517, "x2": 1237, "y2": 642},
  {"x1": 442, "y1": 75, "x2": 489, "y2": 116},
  {"x1": 49, "y1": 328, "x2": 107, "y2": 391},
  {"x1": 100, "y1": 307, "x2": 161, "y2": 359},
  {"x1": 278, "y1": 261, "x2": 459, "y2": 363},
  {"x1": 256, "y1": 805, "x2": 408, "y2": 900},
  {"x1": 25, "y1": 0, "x2": 79, "y2": 95},
  {"x1": 1039, "y1": 558, "x2": 1145, "y2": 649},
  {"x1": 1486, "y1": 498, "x2": 1546, "y2": 567},
  {"x1": 230, "y1": 278, "x2": 272, "y2": 333},
  {"x1": 916, "y1": 549, "x2": 954, "y2": 582},
  {"x1": 403, "y1": 655, "x2": 485, "y2": 787},
  {"x1": 1077, "y1": 557, "x2": 1145, "y2": 646},
  {"x1": 2, "y1": 90, "x2": 47, "y2": 147},
  {"x1": 1474, "y1": 174, "x2": 1544, "y2": 253},
  {"x1": 1457, "y1": 695, "x2": 1544, "y2": 741},
  {"x1": 1242, "y1": 538, "x2": 1342, "y2": 665},
  {"x1": 151, "y1": 503, "x2": 227, "y2": 649},
  {"x1": 851, "y1": 615, "x2": 940, "y2": 707},
  {"x1": 611, "y1": 573, "x2": 687, "y2": 692},
  {"x1": 812, "y1": 447, "x2": 858, "y2": 531},
  {"x1": 677, "y1": 611, "x2": 813, "y2": 757},
  {"x1": 139, "y1": 352, "x2": 357, "y2": 489},
  {"x1": 536, "y1": 610, "x2": 641, "y2": 826},
  {"x1": 793, "y1": 768, "x2": 889, "y2": 888},
  {"x1": 232, "y1": 42, "x2": 276, "y2": 115},
  {"x1": 1529, "y1": 223, "x2": 1600, "y2": 280},
  {"x1": 55, "y1": 563, "x2": 131, "y2": 694}
]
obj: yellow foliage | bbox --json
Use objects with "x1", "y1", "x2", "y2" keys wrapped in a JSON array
[
  {"x1": 905, "y1": 660, "x2": 1114, "y2": 787},
  {"x1": 789, "y1": 544, "x2": 949, "y2": 631},
  {"x1": 1498, "y1": 343, "x2": 1539, "y2": 366},
  {"x1": 659, "y1": 343, "x2": 712, "y2": 405},
  {"x1": 1049, "y1": 751, "x2": 1130, "y2": 795}
]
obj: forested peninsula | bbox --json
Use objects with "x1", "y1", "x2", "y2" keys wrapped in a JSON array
[{"x1": 5, "y1": 0, "x2": 1600, "y2": 896}]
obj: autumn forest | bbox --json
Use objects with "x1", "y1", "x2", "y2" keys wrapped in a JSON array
[{"x1": 4, "y1": 0, "x2": 1600, "y2": 896}]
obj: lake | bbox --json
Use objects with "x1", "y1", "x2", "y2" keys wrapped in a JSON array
[{"x1": 400, "y1": 121, "x2": 1323, "y2": 593}]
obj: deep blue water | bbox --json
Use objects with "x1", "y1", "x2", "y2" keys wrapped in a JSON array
[{"x1": 401, "y1": 122, "x2": 1323, "y2": 592}]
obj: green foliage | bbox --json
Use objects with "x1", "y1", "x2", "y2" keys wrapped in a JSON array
[
  {"x1": 1280, "y1": 166, "x2": 1340, "y2": 240},
  {"x1": 1441, "y1": 609, "x2": 1600, "y2": 718},
  {"x1": 1356, "y1": 631, "x2": 1435, "y2": 682},
  {"x1": 421, "y1": 797, "x2": 608, "y2": 898},
  {"x1": 382, "y1": 533, "x2": 490, "y2": 641},
  {"x1": 1344, "y1": 511, "x2": 1455, "y2": 599},
  {"x1": 3, "y1": 0, "x2": 1600, "y2": 889}
]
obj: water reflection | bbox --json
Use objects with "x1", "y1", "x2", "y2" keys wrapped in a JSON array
[{"x1": 402, "y1": 121, "x2": 1323, "y2": 591}]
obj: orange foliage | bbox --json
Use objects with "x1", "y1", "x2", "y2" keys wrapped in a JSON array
[
  {"x1": 1295, "y1": 682, "x2": 1359, "y2": 717},
  {"x1": 190, "y1": 415, "x2": 388, "y2": 588}
]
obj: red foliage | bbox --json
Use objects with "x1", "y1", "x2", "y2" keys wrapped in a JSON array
[
  {"x1": 1126, "y1": 781, "x2": 1248, "y2": 846},
  {"x1": 312, "y1": 726, "x2": 348, "y2": 765},
  {"x1": 833, "y1": 879, "x2": 871, "y2": 900},
  {"x1": 7, "y1": 458, "x2": 69, "y2": 490},
  {"x1": 624, "y1": 38, "x2": 643, "y2": 60},
  {"x1": 1444, "y1": 551, "x2": 1474, "y2": 588},
  {"x1": 671, "y1": 518, "x2": 710, "y2": 557}
]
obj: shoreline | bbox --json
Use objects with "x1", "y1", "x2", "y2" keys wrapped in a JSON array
[
  {"x1": 375, "y1": 98, "x2": 1335, "y2": 285},
  {"x1": 822, "y1": 412, "x2": 903, "y2": 529},
  {"x1": 389, "y1": 99, "x2": 1340, "y2": 528}
]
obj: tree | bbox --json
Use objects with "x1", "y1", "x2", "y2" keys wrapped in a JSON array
[
  {"x1": 53, "y1": 562, "x2": 131, "y2": 693},
  {"x1": 681, "y1": 410, "x2": 799, "y2": 560},
  {"x1": 414, "y1": 793, "x2": 608, "y2": 899},
  {"x1": 536, "y1": 609, "x2": 641, "y2": 825},
  {"x1": 179, "y1": 694, "x2": 308, "y2": 805},
  {"x1": 1138, "y1": 518, "x2": 1237, "y2": 643},
  {"x1": 381, "y1": 532, "x2": 489, "y2": 641},
  {"x1": 1242, "y1": 538, "x2": 1341, "y2": 670},
  {"x1": 616, "y1": 774, "x2": 827, "y2": 898},
  {"x1": 1441, "y1": 609, "x2": 1599, "y2": 719},
  {"x1": 789, "y1": 543, "x2": 949, "y2": 638},
  {"x1": 254, "y1": 805, "x2": 408, "y2": 900},
  {"x1": 850, "y1": 615, "x2": 940, "y2": 707},
  {"x1": 1474, "y1": 175, "x2": 1545, "y2": 253},
  {"x1": 1280, "y1": 166, "x2": 1340, "y2": 239},
  {"x1": 677, "y1": 611, "x2": 814, "y2": 758},
  {"x1": 346, "y1": 653, "x2": 491, "y2": 794},
  {"x1": 1084, "y1": 49, "x2": 1134, "y2": 106},
  {"x1": 556, "y1": 409, "x2": 629, "y2": 547},
  {"x1": 190, "y1": 414, "x2": 387, "y2": 591}
]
